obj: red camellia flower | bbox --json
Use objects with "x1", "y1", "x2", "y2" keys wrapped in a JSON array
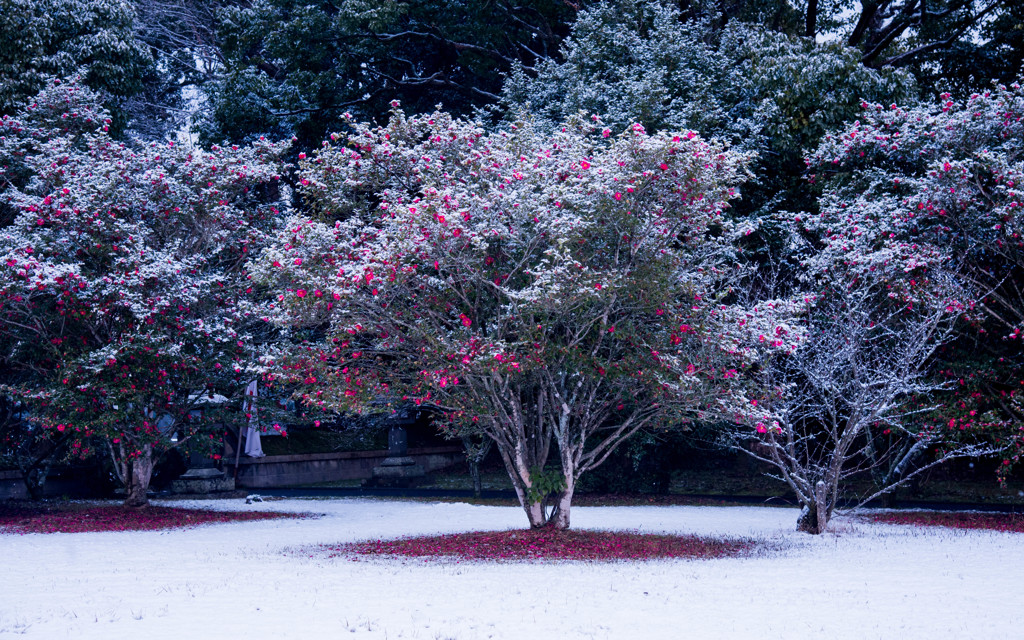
[{"x1": 296, "y1": 289, "x2": 307, "y2": 298}]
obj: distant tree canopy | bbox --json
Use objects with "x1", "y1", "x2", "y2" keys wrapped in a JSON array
[
  {"x1": 201, "y1": 0, "x2": 580, "y2": 147},
  {"x1": 497, "y1": 1, "x2": 916, "y2": 216},
  {"x1": 0, "y1": 0, "x2": 152, "y2": 117},
  {"x1": 4, "y1": 0, "x2": 1017, "y2": 146}
]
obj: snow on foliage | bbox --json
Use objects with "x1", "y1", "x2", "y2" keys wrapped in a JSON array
[
  {"x1": 0, "y1": 78, "x2": 289, "y2": 506},
  {"x1": 808, "y1": 82, "x2": 1024, "y2": 327},
  {"x1": 499, "y1": 0, "x2": 913, "y2": 162},
  {"x1": 0, "y1": 0, "x2": 152, "y2": 116},
  {"x1": 719, "y1": 83, "x2": 1024, "y2": 533},
  {"x1": 807, "y1": 81, "x2": 1024, "y2": 481},
  {"x1": 252, "y1": 106, "x2": 802, "y2": 528}
]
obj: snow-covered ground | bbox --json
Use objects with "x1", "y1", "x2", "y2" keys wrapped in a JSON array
[{"x1": 1, "y1": 498, "x2": 1021, "y2": 639}]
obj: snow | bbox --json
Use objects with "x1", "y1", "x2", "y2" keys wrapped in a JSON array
[{"x1": 1, "y1": 498, "x2": 1022, "y2": 639}]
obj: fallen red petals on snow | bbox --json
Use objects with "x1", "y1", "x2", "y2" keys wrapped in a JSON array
[
  {"x1": 320, "y1": 529, "x2": 754, "y2": 562},
  {"x1": 866, "y1": 511, "x2": 1024, "y2": 533},
  {"x1": 0, "y1": 503, "x2": 308, "y2": 534}
]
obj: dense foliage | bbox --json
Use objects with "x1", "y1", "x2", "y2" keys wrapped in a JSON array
[
  {"x1": 0, "y1": 0, "x2": 151, "y2": 118},
  {"x1": 498, "y1": 1, "x2": 915, "y2": 216},
  {"x1": 251, "y1": 108, "x2": 801, "y2": 527},
  {"x1": 203, "y1": 0, "x2": 578, "y2": 147},
  {"x1": 0, "y1": 0, "x2": 1022, "y2": 533},
  {"x1": 0, "y1": 79, "x2": 288, "y2": 505}
]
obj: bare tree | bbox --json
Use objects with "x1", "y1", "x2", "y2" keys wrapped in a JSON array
[
  {"x1": 723, "y1": 277, "x2": 993, "y2": 533},
  {"x1": 845, "y1": 0, "x2": 1009, "y2": 68},
  {"x1": 121, "y1": 0, "x2": 235, "y2": 139}
]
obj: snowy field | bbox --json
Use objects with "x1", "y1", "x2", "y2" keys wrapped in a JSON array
[{"x1": 1, "y1": 498, "x2": 1022, "y2": 639}]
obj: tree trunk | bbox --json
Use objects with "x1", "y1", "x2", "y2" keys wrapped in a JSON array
[
  {"x1": 796, "y1": 481, "x2": 832, "y2": 534},
  {"x1": 796, "y1": 504, "x2": 823, "y2": 534},
  {"x1": 805, "y1": 0, "x2": 819, "y2": 38},
  {"x1": 523, "y1": 500, "x2": 547, "y2": 528},
  {"x1": 461, "y1": 435, "x2": 490, "y2": 499},
  {"x1": 122, "y1": 446, "x2": 155, "y2": 508},
  {"x1": 816, "y1": 480, "x2": 829, "y2": 534},
  {"x1": 470, "y1": 461, "x2": 483, "y2": 498},
  {"x1": 549, "y1": 480, "x2": 575, "y2": 530}
]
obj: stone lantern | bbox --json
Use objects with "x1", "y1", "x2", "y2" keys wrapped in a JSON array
[{"x1": 367, "y1": 407, "x2": 427, "y2": 487}]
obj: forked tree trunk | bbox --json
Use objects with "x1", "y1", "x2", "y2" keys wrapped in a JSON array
[
  {"x1": 549, "y1": 480, "x2": 575, "y2": 530},
  {"x1": 506, "y1": 464, "x2": 573, "y2": 529},
  {"x1": 523, "y1": 500, "x2": 547, "y2": 528},
  {"x1": 518, "y1": 477, "x2": 576, "y2": 529},
  {"x1": 120, "y1": 445, "x2": 155, "y2": 508},
  {"x1": 796, "y1": 480, "x2": 832, "y2": 534},
  {"x1": 501, "y1": 453, "x2": 548, "y2": 528}
]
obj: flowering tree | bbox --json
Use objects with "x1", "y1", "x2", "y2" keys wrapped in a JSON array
[
  {"x1": 0, "y1": 79, "x2": 288, "y2": 506},
  {"x1": 252, "y1": 107, "x2": 801, "y2": 528},
  {"x1": 806, "y1": 81, "x2": 1024, "y2": 480},
  {"x1": 718, "y1": 84, "x2": 1024, "y2": 533}
]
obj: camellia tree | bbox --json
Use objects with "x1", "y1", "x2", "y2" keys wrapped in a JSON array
[
  {"x1": 720, "y1": 83, "x2": 1024, "y2": 533},
  {"x1": 805, "y1": 81, "x2": 1024, "y2": 479},
  {"x1": 252, "y1": 106, "x2": 802, "y2": 528},
  {"x1": 0, "y1": 79, "x2": 288, "y2": 506}
]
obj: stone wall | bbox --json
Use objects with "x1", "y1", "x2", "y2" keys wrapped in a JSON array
[
  {"x1": 228, "y1": 446, "x2": 464, "y2": 488},
  {"x1": 0, "y1": 469, "x2": 97, "y2": 500}
]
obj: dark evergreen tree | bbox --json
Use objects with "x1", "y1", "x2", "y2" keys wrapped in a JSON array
[
  {"x1": 0, "y1": 0, "x2": 152, "y2": 117},
  {"x1": 202, "y1": 0, "x2": 580, "y2": 147}
]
